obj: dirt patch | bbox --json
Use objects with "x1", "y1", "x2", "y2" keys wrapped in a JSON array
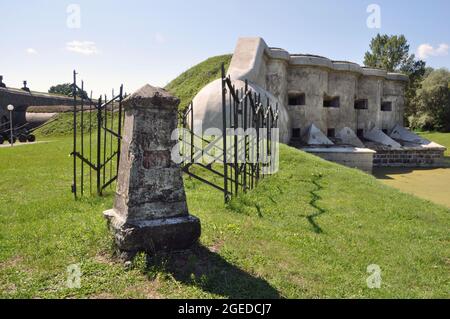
[
  {"x1": 209, "y1": 239, "x2": 225, "y2": 253},
  {"x1": 94, "y1": 252, "x2": 115, "y2": 266},
  {"x1": 0, "y1": 255, "x2": 24, "y2": 270}
]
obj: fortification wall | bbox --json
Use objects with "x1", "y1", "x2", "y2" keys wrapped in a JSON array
[
  {"x1": 226, "y1": 38, "x2": 407, "y2": 137},
  {"x1": 0, "y1": 87, "x2": 73, "y2": 125},
  {"x1": 192, "y1": 37, "x2": 409, "y2": 145}
]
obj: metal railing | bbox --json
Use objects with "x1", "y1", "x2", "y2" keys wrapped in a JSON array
[
  {"x1": 71, "y1": 71, "x2": 124, "y2": 198},
  {"x1": 179, "y1": 64, "x2": 279, "y2": 202}
]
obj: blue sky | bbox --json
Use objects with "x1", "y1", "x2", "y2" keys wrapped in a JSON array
[{"x1": 1, "y1": 0, "x2": 449, "y2": 97}]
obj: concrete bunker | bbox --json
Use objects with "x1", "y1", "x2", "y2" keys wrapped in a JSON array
[
  {"x1": 191, "y1": 37, "x2": 446, "y2": 172},
  {"x1": 288, "y1": 92, "x2": 306, "y2": 106}
]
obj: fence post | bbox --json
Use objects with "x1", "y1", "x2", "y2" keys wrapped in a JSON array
[
  {"x1": 80, "y1": 81, "x2": 85, "y2": 196},
  {"x1": 96, "y1": 97, "x2": 102, "y2": 196},
  {"x1": 190, "y1": 102, "x2": 194, "y2": 163},
  {"x1": 72, "y1": 70, "x2": 77, "y2": 199},
  {"x1": 116, "y1": 85, "x2": 123, "y2": 175},
  {"x1": 221, "y1": 64, "x2": 228, "y2": 202}
]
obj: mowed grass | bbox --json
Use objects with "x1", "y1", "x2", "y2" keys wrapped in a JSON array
[
  {"x1": 165, "y1": 54, "x2": 232, "y2": 110},
  {"x1": 419, "y1": 132, "x2": 450, "y2": 157},
  {"x1": 1, "y1": 136, "x2": 449, "y2": 299}
]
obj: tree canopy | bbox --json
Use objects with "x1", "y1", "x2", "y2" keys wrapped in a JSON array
[
  {"x1": 364, "y1": 34, "x2": 426, "y2": 122},
  {"x1": 49, "y1": 83, "x2": 88, "y2": 99},
  {"x1": 410, "y1": 68, "x2": 450, "y2": 131}
]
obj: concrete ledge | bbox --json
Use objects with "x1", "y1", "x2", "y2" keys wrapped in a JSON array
[
  {"x1": 302, "y1": 147, "x2": 376, "y2": 154},
  {"x1": 229, "y1": 38, "x2": 409, "y2": 83},
  {"x1": 104, "y1": 209, "x2": 201, "y2": 256},
  {"x1": 302, "y1": 147, "x2": 375, "y2": 173}
]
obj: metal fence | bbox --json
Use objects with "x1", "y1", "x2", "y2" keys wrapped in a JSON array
[
  {"x1": 179, "y1": 64, "x2": 279, "y2": 202},
  {"x1": 71, "y1": 71, "x2": 124, "y2": 198}
]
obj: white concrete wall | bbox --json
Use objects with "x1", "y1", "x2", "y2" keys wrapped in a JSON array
[{"x1": 192, "y1": 37, "x2": 409, "y2": 145}]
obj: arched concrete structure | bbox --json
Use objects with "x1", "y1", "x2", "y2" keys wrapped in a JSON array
[
  {"x1": 192, "y1": 79, "x2": 291, "y2": 143},
  {"x1": 0, "y1": 84, "x2": 73, "y2": 127}
]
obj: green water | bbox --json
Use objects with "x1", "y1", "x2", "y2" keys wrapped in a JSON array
[{"x1": 374, "y1": 167, "x2": 450, "y2": 208}]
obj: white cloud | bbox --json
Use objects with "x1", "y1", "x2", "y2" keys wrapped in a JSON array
[
  {"x1": 417, "y1": 43, "x2": 449, "y2": 59},
  {"x1": 154, "y1": 32, "x2": 166, "y2": 44},
  {"x1": 26, "y1": 48, "x2": 37, "y2": 55},
  {"x1": 66, "y1": 41, "x2": 100, "y2": 55}
]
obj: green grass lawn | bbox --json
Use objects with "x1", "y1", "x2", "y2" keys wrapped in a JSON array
[
  {"x1": 165, "y1": 54, "x2": 232, "y2": 110},
  {"x1": 419, "y1": 132, "x2": 450, "y2": 157},
  {"x1": 1, "y1": 135, "x2": 449, "y2": 299}
]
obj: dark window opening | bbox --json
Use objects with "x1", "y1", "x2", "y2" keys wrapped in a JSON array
[
  {"x1": 292, "y1": 128, "x2": 301, "y2": 139},
  {"x1": 357, "y1": 129, "x2": 364, "y2": 138},
  {"x1": 354, "y1": 99, "x2": 368, "y2": 110},
  {"x1": 327, "y1": 128, "x2": 335, "y2": 138},
  {"x1": 381, "y1": 101, "x2": 392, "y2": 112},
  {"x1": 323, "y1": 96, "x2": 340, "y2": 108},
  {"x1": 288, "y1": 93, "x2": 306, "y2": 106}
]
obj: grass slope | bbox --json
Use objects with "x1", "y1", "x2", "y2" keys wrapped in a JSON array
[
  {"x1": 164, "y1": 54, "x2": 232, "y2": 110},
  {"x1": 36, "y1": 54, "x2": 232, "y2": 137},
  {"x1": 1, "y1": 136, "x2": 449, "y2": 298}
]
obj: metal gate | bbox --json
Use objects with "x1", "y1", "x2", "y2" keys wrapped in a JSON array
[
  {"x1": 179, "y1": 64, "x2": 279, "y2": 203},
  {"x1": 71, "y1": 71, "x2": 124, "y2": 198}
]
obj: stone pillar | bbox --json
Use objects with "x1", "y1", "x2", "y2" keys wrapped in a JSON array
[{"x1": 104, "y1": 84, "x2": 200, "y2": 259}]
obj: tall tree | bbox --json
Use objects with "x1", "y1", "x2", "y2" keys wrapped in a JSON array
[
  {"x1": 364, "y1": 34, "x2": 426, "y2": 121},
  {"x1": 412, "y1": 68, "x2": 450, "y2": 131}
]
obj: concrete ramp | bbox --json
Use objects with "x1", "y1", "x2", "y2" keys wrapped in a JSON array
[
  {"x1": 364, "y1": 127, "x2": 401, "y2": 148},
  {"x1": 389, "y1": 124, "x2": 430, "y2": 144},
  {"x1": 302, "y1": 124, "x2": 334, "y2": 145},
  {"x1": 336, "y1": 127, "x2": 364, "y2": 147}
]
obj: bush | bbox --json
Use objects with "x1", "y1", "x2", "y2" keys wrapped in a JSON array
[{"x1": 409, "y1": 68, "x2": 450, "y2": 132}]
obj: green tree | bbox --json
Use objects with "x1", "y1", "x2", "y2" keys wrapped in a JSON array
[
  {"x1": 410, "y1": 68, "x2": 450, "y2": 131},
  {"x1": 364, "y1": 34, "x2": 426, "y2": 121},
  {"x1": 49, "y1": 83, "x2": 88, "y2": 99}
]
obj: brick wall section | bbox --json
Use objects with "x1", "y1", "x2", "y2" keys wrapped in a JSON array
[{"x1": 373, "y1": 149, "x2": 446, "y2": 167}]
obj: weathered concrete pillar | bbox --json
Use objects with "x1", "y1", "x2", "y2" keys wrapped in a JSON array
[{"x1": 104, "y1": 84, "x2": 200, "y2": 259}]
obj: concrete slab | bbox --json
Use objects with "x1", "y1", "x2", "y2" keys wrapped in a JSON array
[
  {"x1": 389, "y1": 124, "x2": 430, "y2": 144},
  {"x1": 302, "y1": 146, "x2": 375, "y2": 173},
  {"x1": 336, "y1": 127, "x2": 365, "y2": 147},
  {"x1": 364, "y1": 127, "x2": 401, "y2": 148},
  {"x1": 302, "y1": 146, "x2": 376, "y2": 154},
  {"x1": 302, "y1": 124, "x2": 334, "y2": 146}
]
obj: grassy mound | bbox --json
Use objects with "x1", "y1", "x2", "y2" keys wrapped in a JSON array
[
  {"x1": 164, "y1": 54, "x2": 232, "y2": 110},
  {"x1": 0, "y1": 137, "x2": 449, "y2": 298},
  {"x1": 36, "y1": 54, "x2": 232, "y2": 136}
]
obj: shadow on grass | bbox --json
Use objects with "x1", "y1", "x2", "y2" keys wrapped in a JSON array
[
  {"x1": 145, "y1": 244, "x2": 281, "y2": 299},
  {"x1": 306, "y1": 173, "x2": 326, "y2": 234}
]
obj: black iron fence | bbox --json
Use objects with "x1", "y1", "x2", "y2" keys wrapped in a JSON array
[
  {"x1": 71, "y1": 71, "x2": 124, "y2": 198},
  {"x1": 179, "y1": 64, "x2": 279, "y2": 202}
]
